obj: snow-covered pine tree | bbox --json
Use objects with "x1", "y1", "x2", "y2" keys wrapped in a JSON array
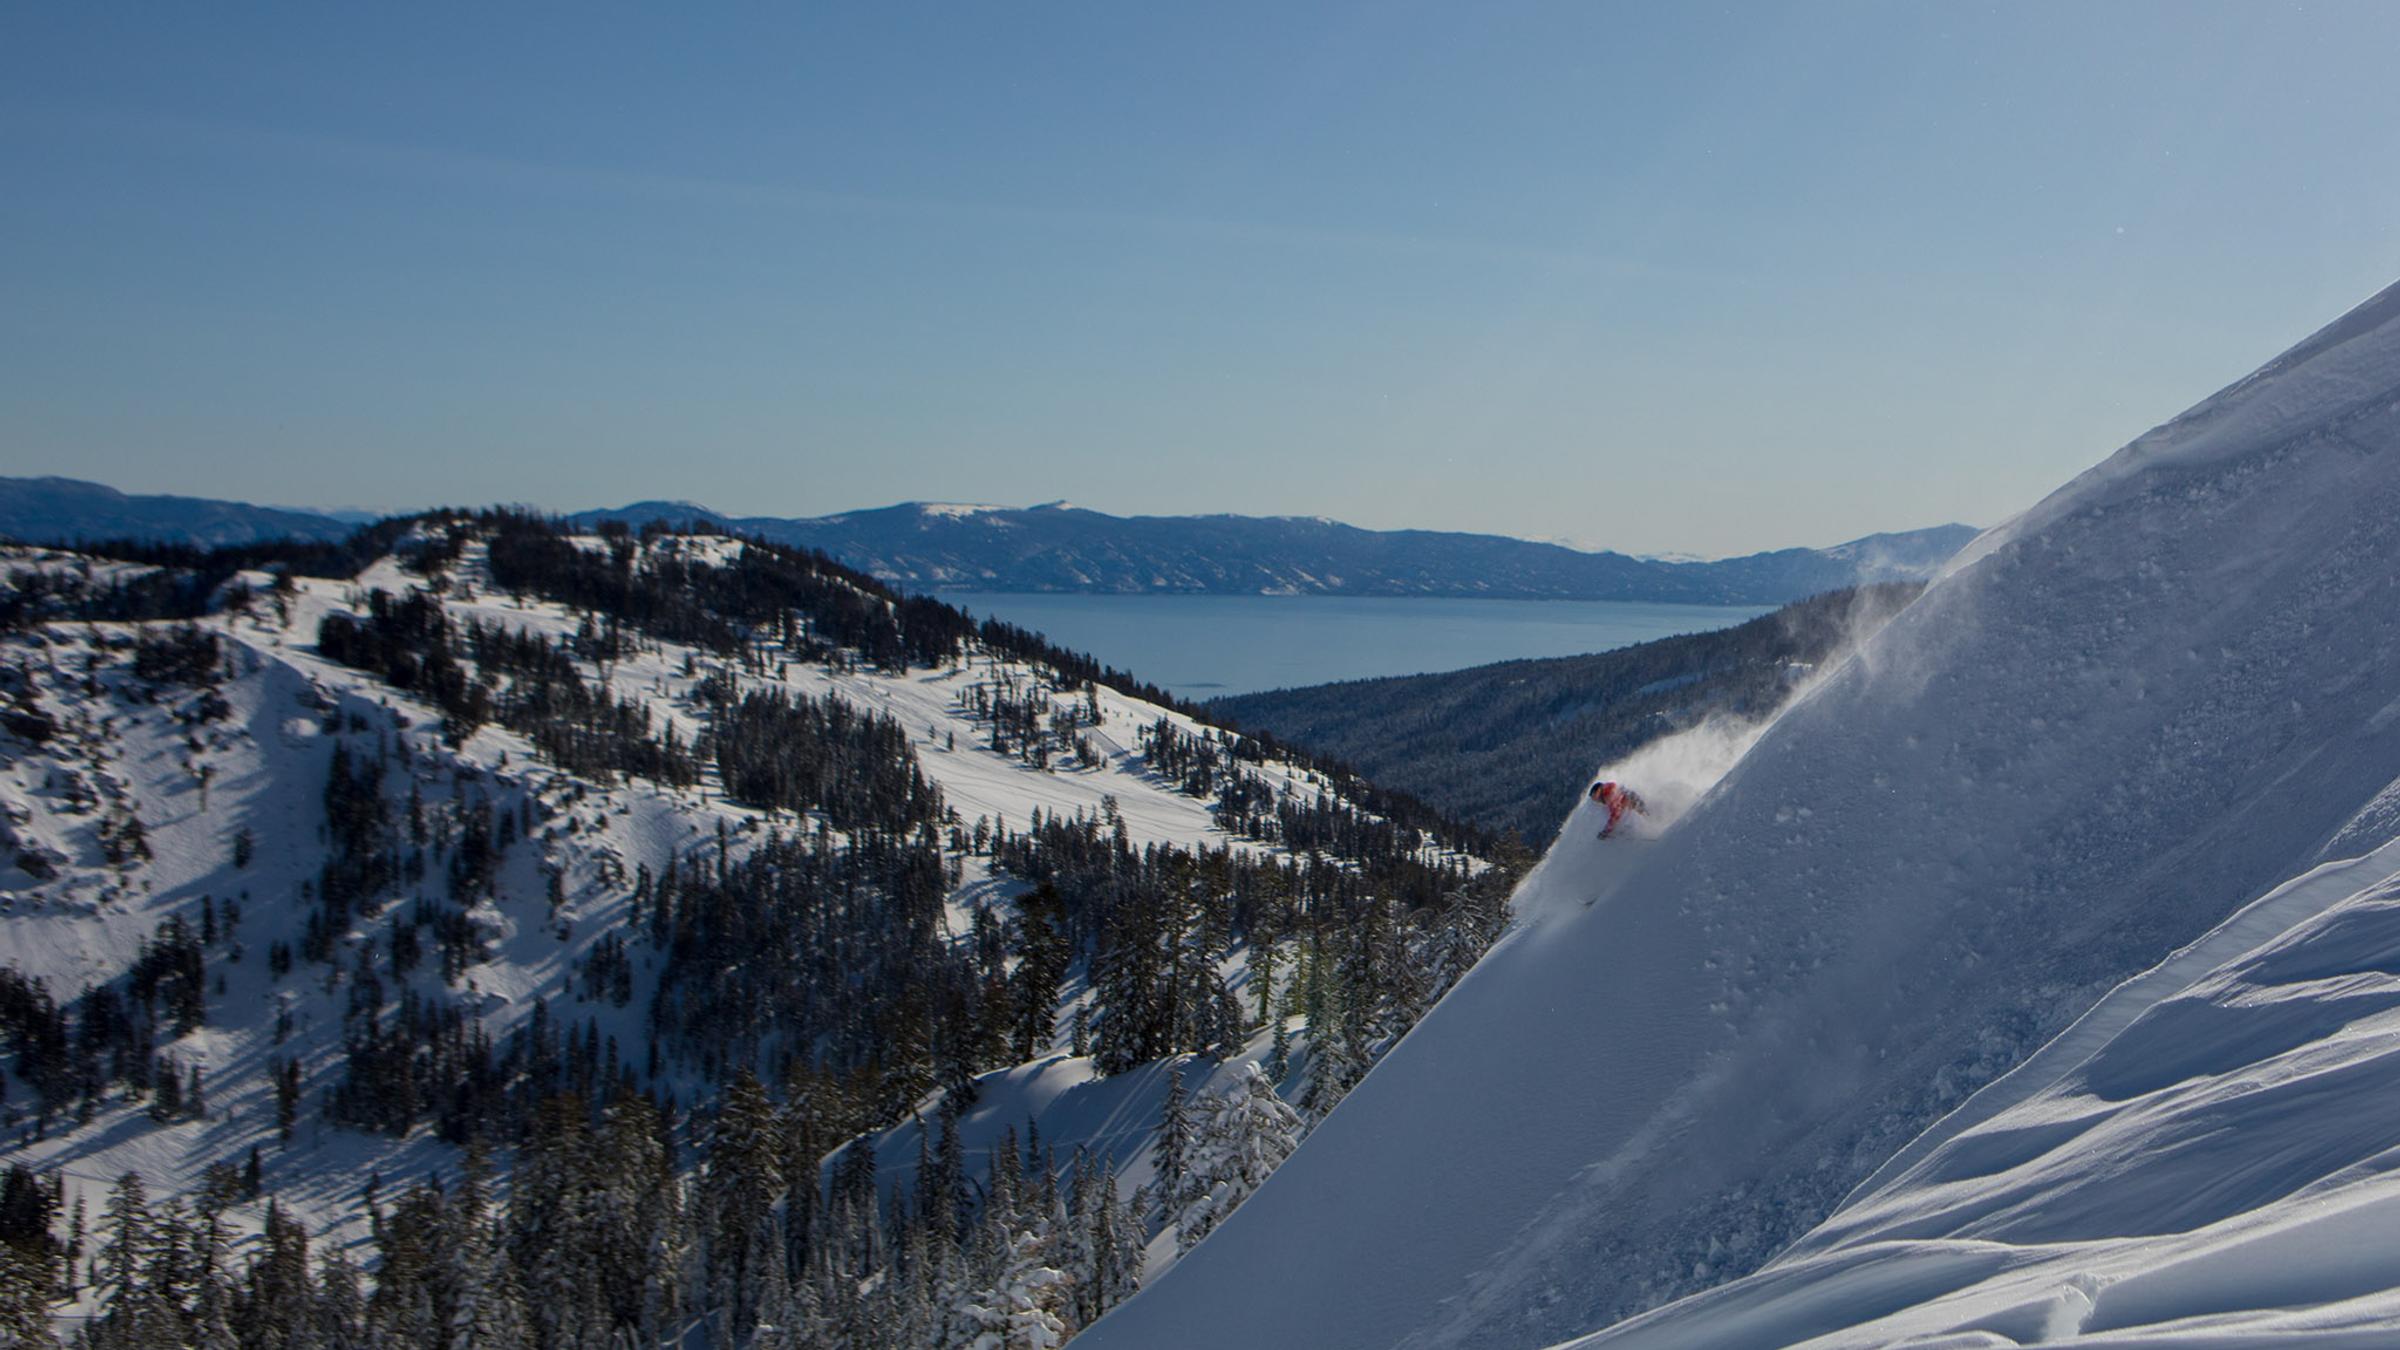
[
  {"x1": 989, "y1": 1124, "x2": 1026, "y2": 1236},
  {"x1": 1061, "y1": 1150, "x2": 1142, "y2": 1327},
  {"x1": 1091, "y1": 1164, "x2": 1142, "y2": 1321},
  {"x1": 948, "y1": 1230, "x2": 1070, "y2": 1350},
  {"x1": 1301, "y1": 988, "x2": 1369, "y2": 1122},
  {"x1": 1414, "y1": 897, "x2": 1488, "y2": 1015},
  {"x1": 1173, "y1": 1063, "x2": 1307, "y2": 1254}
]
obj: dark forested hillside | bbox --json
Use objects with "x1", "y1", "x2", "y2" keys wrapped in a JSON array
[{"x1": 1210, "y1": 585, "x2": 1924, "y2": 844}]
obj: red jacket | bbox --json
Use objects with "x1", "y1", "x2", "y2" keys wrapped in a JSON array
[{"x1": 1593, "y1": 782, "x2": 1644, "y2": 834}]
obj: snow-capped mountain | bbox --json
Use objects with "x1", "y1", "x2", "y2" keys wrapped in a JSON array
[
  {"x1": 571, "y1": 500, "x2": 1977, "y2": 604},
  {"x1": 0, "y1": 477, "x2": 1974, "y2": 605},
  {"x1": 1081, "y1": 281, "x2": 2400, "y2": 1349}
]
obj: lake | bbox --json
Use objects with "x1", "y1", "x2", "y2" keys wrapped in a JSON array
[{"x1": 933, "y1": 592, "x2": 1775, "y2": 700}]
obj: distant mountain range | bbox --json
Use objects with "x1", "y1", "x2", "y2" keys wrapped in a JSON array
[
  {"x1": 0, "y1": 477, "x2": 1977, "y2": 604},
  {"x1": 0, "y1": 476, "x2": 358, "y2": 548},
  {"x1": 572, "y1": 500, "x2": 1979, "y2": 604}
]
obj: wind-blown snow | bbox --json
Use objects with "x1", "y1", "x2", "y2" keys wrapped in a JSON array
[{"x1": 1082, "y1": 282, "x2": 2400, "y2": 1350}]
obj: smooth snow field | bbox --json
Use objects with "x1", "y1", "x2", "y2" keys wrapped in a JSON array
[{"x1": 1082, "y1": 282, "x2": 2400, "y2": 1350}]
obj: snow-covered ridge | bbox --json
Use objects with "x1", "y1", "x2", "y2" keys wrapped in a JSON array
[
  {"x1": 0, "y1": 523, "x2": 1495, "y2": 1342},
  {"x1": 556, "y1": 498, "x2": 1976, "y2": 603},
  {"x1": 916, "y1": 502, "x2": 1011, "y2": 520},
  {"x1": 1082, "y1": 281, "x2": 2400, "y2": 1349}
]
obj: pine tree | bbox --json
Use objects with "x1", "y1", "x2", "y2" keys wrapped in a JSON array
[
  {"x1": 0, "y1": 1167, "x2": 60, "y2": 1347},
  {"x1": 949, "y1": 1230, "x2": 1070, "y2": 1350},
  {"x1": 274, "y1": 1057, "x2": 302, "y2": 1145},
  {"x1": 192, "y1": 1287, "x2": 240, "y2": 1350},
  {"x1": 96, "y1": 1172, "x2": 155, "y2": 1346},
  {"x1": 0, "y1": 1165, "x2": 59, "y2": 1286},
  {"x1": 185, "y1": 1175, "x2": 234, "y2": 1350},
  {"x1": 247, "y1": 1200, "x2": 313, "y2": 1350},
  {"x1": 1267, "y1": 978, "x2": 1294, "y2": 1085},
  {"x1": 0, "y1": 1243, "x2": 59, "y2": 1349},
  {"x1": 366, "y1": 1186, "x2": 442, "y2": 1349},
  {"x1": 1155, "y1": 1067, "x2": 1191, "y2": 1214},
  {"x1": 148, "y1": 1057, "x2": 183, "y2": 1123},
  {"x1": 442, "y1": 1142, "x2": 516, "y2": 1349},
  {"x1": 1091, "y1": 899, "x2": 1168, "y2": 1074},
  {"x1": 511, "y1": 1096, "x2": 595, "y2": 1349},
  {"x1": 316, "y1": 1244, "x2": 367, "y2": 1350},
  {"x1": 1009, "y1": 884, "x2": 1070, "y2": 1060},
  {"x1": 1251, "y1": 940, "x2": 1276, "y2": 1031},
  {"x1": 1173, "y1": 1063, "x2": 1306, "y2": 1254},
  {"x1": 468, "y1": 1250, "x2": 533, "y2": 1350},
  {"x1": 705, "y1": 1070, "x2": 785, "y2": 1337},
  {"x1": 1087, "y1": 1163, "x2": 1141, "y2": 1323},
  {"x1": 1303, "y1": 961, "x2": 1371, "y2": 1122},
  {"x1": 602, "y1": 1096, "x2": 685, "y2": 1346},
  {"x1": 747, "y1": 1210, "x2": 792, "y2": 1348},
  {"x1": 143, "y1": 1194, "x2": 194, "y2": 1327}
]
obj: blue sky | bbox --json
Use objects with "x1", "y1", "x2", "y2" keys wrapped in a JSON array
[{"x1": 4, "y1": 2, "x2": 2398, "y2": 555}]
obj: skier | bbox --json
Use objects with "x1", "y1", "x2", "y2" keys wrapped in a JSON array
[{"x1": 1589, "y1": 779, "x2": 1647, "y2": 840}]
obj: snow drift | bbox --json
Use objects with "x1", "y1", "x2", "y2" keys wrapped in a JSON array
[
  {"x1": 1576, "y1": 835, "x2": 2400, "y2": 1348},
  {"x1": 1081, "y1": 279, "x2": 2400, "y2": 1350}
]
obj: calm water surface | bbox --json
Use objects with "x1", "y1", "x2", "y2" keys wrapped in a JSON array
[{"x1": 934, "y1": 592, "x2": 1773, "y2": 699}]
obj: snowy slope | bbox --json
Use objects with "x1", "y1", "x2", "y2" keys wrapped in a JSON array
[
  {"x1": 0, "y1": 530, "x2": 1437, "y2": 1266},
  {"x1": 1081, "y1": 282, "x2": 2400, "y2": 1350},
  {"x1": 842, "y1": 1039, "x2": 1291, "y2": 1286},
  {"x1": 1577, "y1": 837, "x2": 2400, "y2": 1348}
]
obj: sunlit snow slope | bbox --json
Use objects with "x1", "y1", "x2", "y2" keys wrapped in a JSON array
[
  {"x1": 1577, "y1": 835, "x2": 2400, "y2": 1347},
  {"x1": 1083, "y1": 282, "x2": 2400, "y2": 1350}
]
